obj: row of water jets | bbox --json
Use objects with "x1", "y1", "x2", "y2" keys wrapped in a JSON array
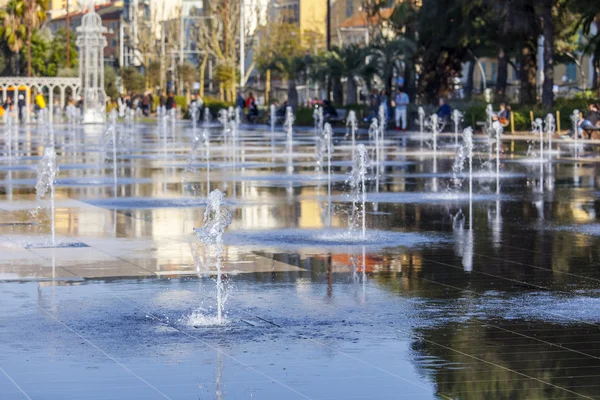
[{"x1": 9, "y1": 101, "x2": 562, "y2": 324}]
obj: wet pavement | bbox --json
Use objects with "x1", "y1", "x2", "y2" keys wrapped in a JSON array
[{"x1": 1, "y1": 120, "x2": 600, "y2": 399}]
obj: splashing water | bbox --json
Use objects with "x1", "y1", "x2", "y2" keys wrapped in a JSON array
[
  {"x1": 284, "y1": 106, "x2": 294, "y2": 174},
  {"x1": 36, "y1": 147, "x2": 59, "y2": 247},
  {"x1": 418, "y1": 106, "x2": 425, "y2": 148},
  {"x1": 544, "y1": 113, "x2": 555, "y2": 159},
  {"x1": 190, "y1": 102, "x2": 199, "y2": 129},
  {"x1": 193, "y1": 190, "x2": 233, "y2": 324},
  {"x1": 185, "y1": 131, "x2": 203, "y2": 175},
  {"x1": 452, "y1": 109, "x2": 463, "y2": 146},
  {"x1": 203, "y1": 129, "x2": 211, "y2": 194},
  {"x1": 492, "y1": 121, "x2": 502, "y2": 194},
  {"x1": 463, "y1": 127, "x2": 474, "y2": 202},
  {"x1": 324, "y1": 123, "x2": 334, "y2": 227},
  {"x1": 485, "y1": 104, "x2": 493, "y2": 134},
  {"x1": 347, "y1": 110, "x2": 357, "y2": 162},
  {"x1": 451, "y1": 143, "x2": 466, "y2": 190},
  {"x1": 532, "y1": 118, "x2": 544, "y2": 162},
  {"x1": 347, "y1": 144, "x2": 369, "y2": 239},
  {"x1": 204, "y1": 107, "x2": 212, "y2": 125},
  {"x1": 571, "y1": 109, "x2": 580, "y2": 157}
]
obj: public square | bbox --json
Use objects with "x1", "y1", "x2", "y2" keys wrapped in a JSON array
[{"x1": 2, "y1": 0, "x2": 600, "y2": 399}]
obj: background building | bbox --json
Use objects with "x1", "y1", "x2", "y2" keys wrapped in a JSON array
[{"x1": 270, "y1": 0, "x2": 326, "y2": 49}]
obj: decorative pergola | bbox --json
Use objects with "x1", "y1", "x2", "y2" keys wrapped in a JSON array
[
  {"x1": 76, "y1": 0, "x2": 107, "y2": 124},
  {"x1": 0, "y1": 77, "x2": 80, "y2": 123}
]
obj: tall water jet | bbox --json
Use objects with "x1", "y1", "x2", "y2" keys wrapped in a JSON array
[
  {"x1": 451, "y1": 141, "x2": 466, "y2": 190},
  {"x1": 185, "y1": 130, "x2": 203, "y2": 176},
  {"x1": 203, "y1": 129, "x2": 211, "y2": 194},
  {"x1": 347, "y1": 110, "x2": 357, "y2": 162},
  {"x1": 270, "y1": 104, "x2": 277, "y2": 135},
  {"x1": 36, "y1": 147, "x2": 59, "y2": 247},
  {"x1": 463, "y1": 127, "x2": 474, "y2": 208},
  {"x1": 4, "y1": 119, "x2": 13, "y2": 201},
  {"x1": 430, "y1": 114, "x2": 439, "y2": 192},
  {"x1": 452, "y1": 109, "x2": 463, "y2": 146},
  {"x1": 324, "y1": 123, "x2": 333, "y2": 227},
  {"x1": 368, "y1": 118, "x2": 380, "y2": 192},
  {"x1": 377, "y1": 105, "x2": 386, "y2": 176},
  {"x1": 544, "y1": 113, "x2": 555, "y2": 159},
  {"x1": 270, "y1": 104, "x2": 276, "y2": 160},
  {"x1": 203, "y1": 106, "x2": 212, "y2": 125},
  {"x1": 571, "y1": 109, "x2": 579, "y2": 157},
  {"x1": 492, "y1": 120, "x2": 502, "y2": 195},
  {"x1": 190, "y1": 101, "x2": 199, "y2": 129},
  {"x1": 284, "y1": 106, "x2": 294, "y2": 174},
  {"x1": 193, "y1": 190, "x2": 233, "y2": 324},
  {"x1": 485, "y1": 104, "x2": 493, "y2": 134},
  {"x1": 532, "y1": 118, "x2": 544, "y2": 163},
  {"x1": 418, "y1": 106, "x2": 425, "y2": 148},
  {"x1": 349, "y1": 144, "x2": 369, "y2": 239}
]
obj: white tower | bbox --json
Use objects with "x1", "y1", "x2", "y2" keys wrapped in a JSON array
[{"x1": 76, "y1": 0, "x2": 107, "y2": 124}]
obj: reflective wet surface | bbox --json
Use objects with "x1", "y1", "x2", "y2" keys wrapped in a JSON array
[{"x1": 1, "y1": 120, "x2": 600, "y2": 399}]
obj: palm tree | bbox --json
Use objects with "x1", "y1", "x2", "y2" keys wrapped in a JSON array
[
  {"x1": 23, "y1": 0, "x2": 49, "y2": 77},
  {"x1": 267, "y1": 54, "x2": 306, "y2": 108},
  {"x1": 367, "y1": 35, "x2": 416, "y2": 97},
  {"x1": 340, "y1": 44, "x2": 367, "y2": 105},
  {"x1": 0, "y1": 0, "x2": 26, "y2": 75}
]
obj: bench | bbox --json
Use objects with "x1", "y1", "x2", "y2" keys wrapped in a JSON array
[
  {"x1": 582, "y1": 125, "x2": 600, "y2": 140},
  {"x1": 325, "y1": 109, "x2": 348, "y2": 124}
]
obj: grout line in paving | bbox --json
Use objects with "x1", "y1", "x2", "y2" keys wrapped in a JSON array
[
  {"x1": 105, "y1": 292, "x2": 316, "y2": 400},
  {"x1": 36, "y1": 306, "x2": 174, "y2": 400},
  {"x1": 0, "y1": 366, "x2": 32, "y2": 400},
  {"x1": 108, "y1": 290, "x2": 437, "y2": 399}
]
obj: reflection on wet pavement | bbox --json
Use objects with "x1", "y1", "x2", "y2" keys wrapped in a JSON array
[{"x1": 1, "y1": 121, "x2": 600, "y2": 399}]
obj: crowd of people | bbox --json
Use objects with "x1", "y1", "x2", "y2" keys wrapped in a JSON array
[{"x1": 3, "y1": 86, "x2": 599, "y2": 141}]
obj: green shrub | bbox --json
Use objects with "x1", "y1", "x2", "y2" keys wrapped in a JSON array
[
  {"x1": 203, "y1": 97, "x2": 234, "y2": 120},
  {"x1": 174, "y1": 96, "x2": 187, "y2": 113},
  {"x1": 295, "y1": 107, "x2": 314, "y2": 126}
]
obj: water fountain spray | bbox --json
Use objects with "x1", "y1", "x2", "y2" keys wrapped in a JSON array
[
  {"x1": 377, "y1": 105, "x2": 386, "y2": 175},
  {"x1": 418, "y1": 106, "x2": 425, "y2": 148},
  {"x1": 4, "y1": 119, "x2": 13, "y2": 201},
  {"x1": 190, "y1": 102, "x2": 199, "y2": 130},
  {"x1": 203, "y1": 106, "x2": 212, "y2": 125},
  {"x1": 203, "y1": 129, "x2": 211, "y2": 194},
  {"x1": 349, "y1": 144, "x2": 369, "y2": 240},
  {"x1": 429, "y1": 114, "x2": 439, "y2": 192},
  {"x1": 347, "y1": 111, "x2": 357, "y2": 162},
  {"x1": 485, "y1": 104, "x2": 493, "y2": 134},
  {"x1": 452, "y1": 109, "x2": 463, "y2": 146},
  {"x1": 571, "y1": 109, "x2": 579, "y2": 157},
  {"x1": 369, "y1": 118, "x2": 379, "y2": 188},
  {"x1": 36, "y1": 147, "x2": 59, "y2": 247},
  {"x1": 544, "y1": 113, "x2": 556, "y2": 159},
  {"x1": 492, "y1": 120, "x2": 502, "y2": 195},
  {"x1": 194, "y1": 189, "x2": 233, "y2": 324},
  {"x1": 532, "y1": 118, "x2": 544, "y2": 163},
  {"x1": 103, "y1": 124, "x2": 118, "y2": 198},
  {"x1": 324, "y1": 123, "x2": 333, "y2": 227},
  {"x1": 284, "y1": 106, "x2": 294, "y2": 174},
  {"x1": 463, "y1": 128, "x2": 474, "y2": 205}
]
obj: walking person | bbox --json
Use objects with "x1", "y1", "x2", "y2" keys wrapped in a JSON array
[{"x1": 394, "y1": 88, "x2": 409, "y2": 132}]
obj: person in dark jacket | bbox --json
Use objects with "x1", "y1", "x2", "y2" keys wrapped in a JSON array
[
  {"x1": 437, "y1": 98, "x2": 452, "y2": 120},
  {"x1": 165, "y1": 92, "x2": 175, "y2": 110}
]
